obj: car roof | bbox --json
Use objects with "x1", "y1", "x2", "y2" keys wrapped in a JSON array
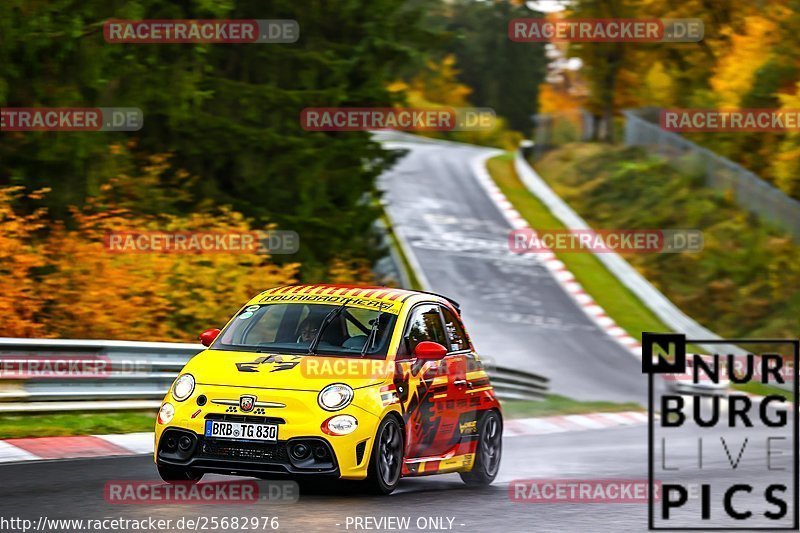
[{"x1": 247, "y1": 284, "x2": 458, "y2": 314}]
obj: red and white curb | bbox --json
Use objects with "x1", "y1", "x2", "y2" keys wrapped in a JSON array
[
  {"x1": 0, "y1": 432, "x2": 153, "y2": 463},
  {"x1": 504, "y1": 411, "x2": 648, "y2": 437},
  {"x1": 0, "y1": 412, "x2": 649, "y2": 464},
  {"x1": 469, "y1": 151, "x2": 643, "y2": 360}
]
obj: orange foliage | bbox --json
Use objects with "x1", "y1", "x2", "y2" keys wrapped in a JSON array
[
  {"x1": 0, "y1": 180, "x2": 299, "y2": 342},
  {"x1": 710, "y1": 16, "x2": 779, "y2": 108},
  {"x1": 0, "y1": 187, "x2": 49, "y2": 337},
  {"x1": 324, "y1": 257, "x2": 376, "y2": 285},
  {"x1": 538, "y1": 83, "x2": 582, "y2": 114}
]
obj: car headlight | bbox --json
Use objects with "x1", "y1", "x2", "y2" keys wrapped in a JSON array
[
  {"x1": 172, "y1": 374, "x2": 195, "y2": 402},
  {"x1": 158, "y1": 403, "x2": 175, "y2": 425},
  {"x1": 323, "y1": 415, "x2": 358, "y2": 435},
  {"x1": 318, "y1": 383, "x2": 353, "y2": 411}
]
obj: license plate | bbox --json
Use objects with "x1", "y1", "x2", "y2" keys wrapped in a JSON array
[{"x1": 204, "y1": 420, "x2": 278, "y2": 442}]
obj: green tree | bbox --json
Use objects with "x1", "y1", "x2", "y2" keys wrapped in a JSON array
[
  {"x1": 0, "y1": 0, "x2": 438, "y2": 278},
  {"x1": 567, "y1": 0, "x2": 636, "y2": 142},
  {"x1": 438, "y1": 0, "x2": 547, "y2": 133}
]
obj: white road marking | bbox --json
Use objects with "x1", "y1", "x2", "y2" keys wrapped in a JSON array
[
  {"x1": 0, "y1": 440, "x2": 39, "y2": 463},
  {"x1": 95, "y1": 432, "x2": 155, "y2": 455}
]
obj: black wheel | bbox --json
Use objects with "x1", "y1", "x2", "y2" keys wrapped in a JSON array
[
  {"x1": 157, "y1": 465, "x2": 203, "y2": 485},
  {"x1": 364, "y1": 416, "x2": 404, "y2": 495},
  {"x1": 460, "y1": 410, "x2": 502, "y2": 486}
]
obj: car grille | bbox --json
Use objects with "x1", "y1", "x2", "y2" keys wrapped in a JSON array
[
  {"x1": 204, "y1": 413, "x2": 285, "y2": 424},
  {"x1": 200, "y1": 440, "x2": 289, "y2": 462},
  {"x1": 355, "y1": 440, "x2": 367, "y2": 465}
]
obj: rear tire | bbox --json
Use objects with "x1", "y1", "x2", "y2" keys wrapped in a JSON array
[
  {"x1": 363, "y1": 416, "x2": 404, "y2": 495},
  {"x1": 459, "y1": 410, "x2": 502, "y2": 487},
  {"x1": 157, "y1": 465, "x2": 203, "y2": 485}
]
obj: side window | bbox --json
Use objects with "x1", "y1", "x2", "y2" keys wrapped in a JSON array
[
  {"x1": 441, "y1": 307, "x2": 468, "y2": 352},
  {"x1": 404, "y1": 304, "x2": 447, "y2": 355}
]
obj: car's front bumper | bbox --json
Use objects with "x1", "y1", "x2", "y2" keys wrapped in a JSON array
[
  {"x1": 155, "y1": 383, "x2": 385, "y2": 480},
  {"x1": 157, "y1": 426, "x2": 343, "y2": 477}
]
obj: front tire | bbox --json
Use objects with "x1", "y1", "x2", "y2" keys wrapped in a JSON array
[
  {"x1": 157, "y1": 465, "x2": 203, "y2": 485},
  {"x1": 364, "y1": 416, "x2": 404, "y2": 495},
  {"x1": 460, "y1": 410, "x2": 502, "y2": 487}
]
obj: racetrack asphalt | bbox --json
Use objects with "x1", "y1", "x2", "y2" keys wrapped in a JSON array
[
  {"x1": 376, "y1": 132, "x2": 649, "y2": 404},
  {"x1": 1, "y1": 418, "x2": 792, "y2": 532}
]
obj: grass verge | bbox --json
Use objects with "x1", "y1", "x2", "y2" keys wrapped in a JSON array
[
  {"x1": 529, "y1": 144, "x2": 799, "y2": 344},
  {"x1": 734, "y1": 382, "x2": 794, "y2": 402},
  {"x1": 380, "y1": 212, "x2": 424, "y2": 291},
  {"x1": 487, "y1": 152, "x2": 672, "y2": 344},
  {"x1": 501, "y1": 394, "x2": 643, "y2": 419},
  {"x1": 0, "y1": 410, "x2": 156, "y2": 439},
  {"x1": 487, "y1": 148, "x2": 797, "y2": 402}
]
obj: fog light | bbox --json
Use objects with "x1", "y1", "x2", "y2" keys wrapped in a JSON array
[
  {"x1": 323, "y1": 414, "x2": 358, "y2": 436},
  {"x1": 314, "y1": 445, "x2": 329, "y2": 459},
  {"x1": 158, "y1": 403, "x2": 175, "y2": 425},
  {"x1": 290, "y1": 442, "x2": 311, "y2": 460},
  {"x1": 178, "y1": 435, "x2": 193, "y2": 451}
]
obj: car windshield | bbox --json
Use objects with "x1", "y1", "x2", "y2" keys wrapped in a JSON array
[{"x1": 212, "y1": 303, "x2": 397, "y2": 358}]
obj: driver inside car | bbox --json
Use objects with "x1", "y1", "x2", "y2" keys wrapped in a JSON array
[{"x1": 297, "y1": 315, "x2": 324, "y2": 343}]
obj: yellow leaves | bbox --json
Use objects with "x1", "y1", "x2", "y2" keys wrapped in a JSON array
[
  {"x1": 710, "y1": 16, "x2": 779, "y2": 108},
  {"x1": 386, "y1": 80, "x2": 409, "y2": 94},
  {"x1": 27, "y1": 187, "x2": 51, "y2": 201},
  {"x1": 400, "y1": 54, "x2": 472, "y2": 108},
  {"x1": 0, "y1": 188, "x2": 48, "y2": 337},
  {"x1": 772, "y1": 82, "x2": 800, "y2": 197},
  {"x1": 325, "y1": 258, "x2": 375, "y2": 285},
  {"x1": 0, "y1": 185, "x2": 299, "y2": 342},
  {"x1": 538, "y1": 84, "x2": 582, "y2": 114},
  {"x1": 642, "y1": 62, "x2": 674, "y2": 107}
]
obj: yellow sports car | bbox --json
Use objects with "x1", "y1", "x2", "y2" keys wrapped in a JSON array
[{"x1": 155, "y1": 284, "x2": 502, "y2": 494}]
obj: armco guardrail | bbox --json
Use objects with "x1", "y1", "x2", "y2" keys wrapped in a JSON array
[
  {"x1": 513, "y1": 153, "x2": 747, "y2": 358},
  {"x1": 623, "y1": 108, "x2": 800, "y2": 241},
  {"x1": 0, "y1": 338, "x2": 549, "y2": 412},
  {"x1": 487, "y1": 366, "x2": 549, "y2": 402}
]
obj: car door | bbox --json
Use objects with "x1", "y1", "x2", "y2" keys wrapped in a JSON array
[
  {"x1": 394, "y1": 303, "x2": 454, "y2": 459},
  {"x1": 440, "y1": 305, "x2": 485, "y2": 442}
]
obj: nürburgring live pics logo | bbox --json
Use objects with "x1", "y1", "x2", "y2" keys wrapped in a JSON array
[{"x1": 642, "y1": 332, "x2": 799, "y2": 530}]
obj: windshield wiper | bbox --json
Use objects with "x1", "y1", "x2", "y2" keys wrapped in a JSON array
[
  {"x1": 360, "y1": 311, "x2": 384, "y2": 356},
  {"x1": 307, "y1": 299, "x2": 351, "y2": 355}
]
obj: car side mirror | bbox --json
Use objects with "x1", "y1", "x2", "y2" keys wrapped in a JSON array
[
  {"x1": 413, "y1": 341, "x2": 448, "y2": 360},
  {"x1": 199, "y1": 328, "x2": 221, "y2": 347}
]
